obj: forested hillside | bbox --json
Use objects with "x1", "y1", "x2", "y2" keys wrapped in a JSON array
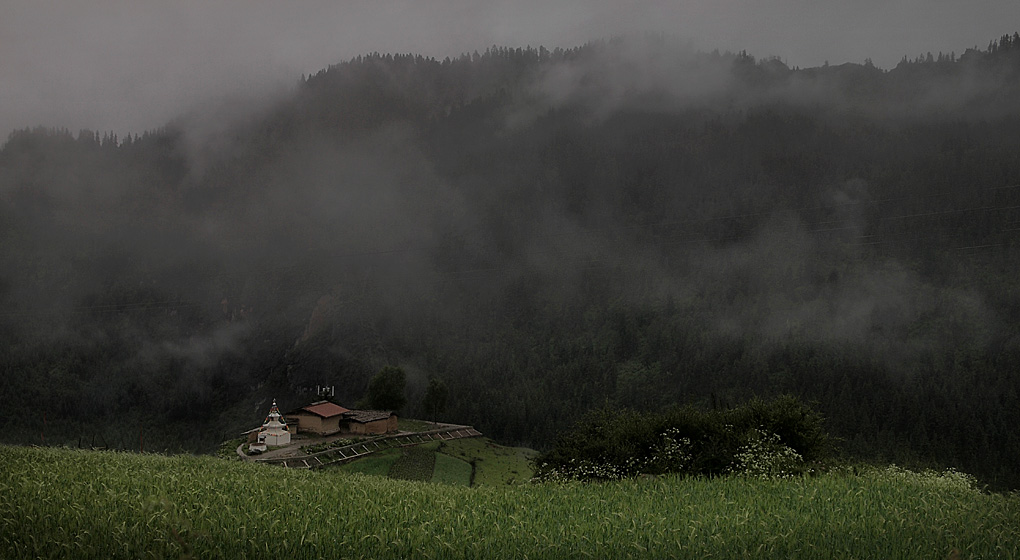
[{"x1": 2, "y1": 34, "x2": 1019, "y2": 487}]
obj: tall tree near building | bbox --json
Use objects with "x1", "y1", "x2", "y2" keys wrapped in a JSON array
[
  {"x1": 422, "y1": 377, "x2": 448, "y2": 423},
  {"x1": 364, "y1": 366, "x2": 407, "y2": 411}
]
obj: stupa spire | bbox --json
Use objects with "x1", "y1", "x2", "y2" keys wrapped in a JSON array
[
  {"x1": 264, "y1": 399, "x2": 285, "y2": 426},
  {"x1": 256, "y1": 398, "x2": 291, "y2": 447}
]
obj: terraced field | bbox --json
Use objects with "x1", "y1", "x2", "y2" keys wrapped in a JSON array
[{"x1": 334, "y1": 438, "x2": 535, "y2": 486}]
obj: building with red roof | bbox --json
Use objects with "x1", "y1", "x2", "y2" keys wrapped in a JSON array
[{"x1": 284, "y1": 400, "x2": 397, "y2": 436}]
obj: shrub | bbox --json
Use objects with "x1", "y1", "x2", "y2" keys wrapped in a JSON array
[
  {"x1": 728, "y1": 428, "x2": 805, "y2": 479},
  {"x1": 533, "y1": 395, "x2": 831, "y2": 482},
  {"x1": 302, "y1": 438, "x2": 359, "y2": 454}
]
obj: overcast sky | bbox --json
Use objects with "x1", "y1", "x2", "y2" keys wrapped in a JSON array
[{"x1": 2, "y1": 0, "x2": 1017, "y2": 138}]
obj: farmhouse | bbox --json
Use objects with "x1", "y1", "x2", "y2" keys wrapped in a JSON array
[
  {"x1": 344, "y1": 409, "x2": 399, "y2": 435},
  {"x1": 285, "y1": 400, "x2": 398, "y2": 436},
  {"x1": 285, "y1": 401, "x2": 349, "y2": 436}
]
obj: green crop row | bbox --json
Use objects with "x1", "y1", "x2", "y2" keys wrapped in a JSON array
[
  {"x1": 388, "y1": 443, "x2": 439, "y2": 481},
  {"x1": 438, "y1": 437, "x2": 538, "y2": 486},
  {"x1": 334, "y1": 437, "x2": 535, "y2": 487},
  {"x1": 1, "y1": 445, "x2": 1017, "y2": 559},
  {"x1": 430, "y1": 453, "x2": 472, "y2": 486}
]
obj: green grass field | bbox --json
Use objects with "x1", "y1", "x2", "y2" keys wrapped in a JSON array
[
  {"x1": 438, "y1": 437, "x2": 539, "y2": 485},
  {"x1": 334, "y1": 437, "x2": 535, "y2": 487},
  {"x1": 339, "y1": 447, "x2": 402, "y2": 477},
  {"x1": 396, "y1": 418, "x2": 435, "y2": 432},
  {"x1": 2, "y1": 445, "x2": 1018, "y2": 559},
  {"x1": 389, "y1": 442, "x2": 439, "y2": 481},
  {"x1": 431, "y1": 452, "x2": 472, "y2": 486},
  {"x1": 336, "y1": 441, "x2": 474, "y2": 485}
]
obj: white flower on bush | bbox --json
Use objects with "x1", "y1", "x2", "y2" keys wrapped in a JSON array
[
  {"x1": 644, "y1": 428, "x2": 692, "y2": 473},
  {"x1": 534, "y1": 428, "x2": 695, "y2": 482},
  {"x1": 532, "y1": 458, "x2": 629, "y2": 482},
  {"x1": 729, "y1": 428, "x2": 803, "y2": 480},
  {"x1": 878, "y1": 465, "x2": 977, "y2": 492}
]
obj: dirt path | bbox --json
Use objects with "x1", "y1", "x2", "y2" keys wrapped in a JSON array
[
  {"x1": 237, "y1": 432, "x2": 353, "y2": 461},
  {"x1": 237, "y1": 422, "x2": 471, "y2": 463}
]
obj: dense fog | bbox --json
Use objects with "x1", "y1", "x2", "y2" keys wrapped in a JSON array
[{"x1": 2, "y1": 35, "x2": 1019, "y2": 487}]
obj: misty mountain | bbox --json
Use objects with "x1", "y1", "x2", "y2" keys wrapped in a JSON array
[{"x1": 2, "y1": 34, "x2": 1019, "y2": 487}]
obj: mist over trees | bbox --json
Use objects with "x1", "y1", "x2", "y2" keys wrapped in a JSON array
[{"x1": 2, "y1": 34, "x2": 1019, "y2": 487}]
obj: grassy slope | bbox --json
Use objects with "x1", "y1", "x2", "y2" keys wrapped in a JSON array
[
  {"x1": 389, "y1": 442, "x2": 439, "y2": 481},
  {"x1": 334, "y1": 437, "x2": 536, "y2": 486},
  {"x1": 432, "y1": 452, "x2": 472, "y2": 486},
  {"x1": 439, "y1": 437, "x2": 539, "y2": 486},
  {"x1": 340, "y1": 447, "x2": 402, "y2": 477},
  {"x1": 2, "y1": 445, "x2": 1018, "y2": 559},
  {"x1": 397, "y1": 418, "x2": 435, "y2": 432},
  {"x1": 337, "y1": 441, "x2": 474, "y2": 486}
]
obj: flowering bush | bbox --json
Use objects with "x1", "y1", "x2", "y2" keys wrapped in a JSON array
[
  {"x1": 532, "y1": 395, "x2": 831, "y2": 483},
  {"x1": 642, "y1": 428, "x2": 693, "y2": 474},
  {"x1": 533, "y1": 428, "x2": 694, "y2": 482},
  {"x1": 876, "y1": 465, "x2": 978, "y2": 492},
  {"x1": 728, "y1": 428, "x2": 804, "y2": 480},
  {"x1": 531, "y1": 458, "x2": 629, "y2": 482}
]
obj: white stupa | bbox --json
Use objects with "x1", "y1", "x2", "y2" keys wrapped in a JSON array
[{"x1": 256, "y1": 400, "x2": 291, "y2": 446}]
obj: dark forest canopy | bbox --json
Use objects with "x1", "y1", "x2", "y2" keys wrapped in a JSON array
[{"x1": 2, "y1": 34, "x2": 1019, "y2": 488}]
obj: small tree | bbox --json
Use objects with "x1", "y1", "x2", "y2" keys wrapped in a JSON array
[
  {"x1": 422, "y1": 377, "x2": 448, "y2": 423},
  {"x1": 364, "y1": 366, "x2": 407, "y2": 411}
]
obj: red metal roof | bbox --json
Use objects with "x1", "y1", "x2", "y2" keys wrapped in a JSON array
[{"x1": 299, "y1": 401, "x2": 349, "y2": 418}]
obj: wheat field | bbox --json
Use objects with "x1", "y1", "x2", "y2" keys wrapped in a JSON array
[{"x1": 1, "y1": 445, "x2": 1017, "y2": 559}]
